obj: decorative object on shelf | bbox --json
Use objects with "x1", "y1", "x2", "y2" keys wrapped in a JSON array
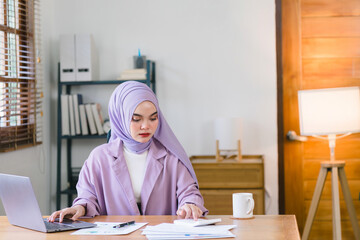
[
  {"x1": 103, "y1": 120, "x2": 111, "y2": 134},
  {"x1": 214, "y1": 118, "x2": 242, "y2": 162},
  {"x1": 134, "y1": 48, "x2": 146, "y2": 69},
  {"x1": 296, "y1": 87, "x2": 360, "y2": 240}
]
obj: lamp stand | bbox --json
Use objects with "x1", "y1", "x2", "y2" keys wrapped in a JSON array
[
  {"x1": 302, "y1": 136, "x2": 360, "y2": 240},
  {"x1": 215, "y1": 140, "x2": 242, "y2": 162}
]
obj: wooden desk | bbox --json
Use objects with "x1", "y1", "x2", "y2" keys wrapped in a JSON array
[{"x1": 0, "y1": 215, "x2": 300, "y2": 240}]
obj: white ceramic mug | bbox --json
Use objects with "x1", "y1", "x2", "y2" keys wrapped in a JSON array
[{"x1": 232, "y1": 193, "x2": 255, "y2": 218}]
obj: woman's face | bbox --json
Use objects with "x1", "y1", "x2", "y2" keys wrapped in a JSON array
[{"x1": 130, "y1": 101, "x2": 159, "y2": 143}]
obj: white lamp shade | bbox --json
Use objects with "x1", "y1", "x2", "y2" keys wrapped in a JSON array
[
  {"x1": 214, "y1": 118, "x2": 242, "y2": 150},
  {"x1": 298, "y1": 87, "x2": 360, "y2": 136}
]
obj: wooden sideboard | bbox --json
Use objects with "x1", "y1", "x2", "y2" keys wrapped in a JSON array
[{"x1": 190, "y1": 155, "x2": 265, "y2": 215}]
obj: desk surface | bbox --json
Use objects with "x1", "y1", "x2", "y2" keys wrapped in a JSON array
[{"x1": 0, "y1": 215, "x2": 300, "y2": 240}]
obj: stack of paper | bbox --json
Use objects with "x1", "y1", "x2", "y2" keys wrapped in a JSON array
[{"x1": 142, "y1": 223, "x2": 236, "y2": 239}]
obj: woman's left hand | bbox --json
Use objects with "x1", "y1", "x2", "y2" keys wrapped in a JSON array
[{"x1": 176, "y1": 203, "x2": 203, "y2": 220}]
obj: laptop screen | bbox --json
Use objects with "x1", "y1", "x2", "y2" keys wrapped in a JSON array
[{"x1": 0, "y1": 173, "x2": 47, "y2": 232}]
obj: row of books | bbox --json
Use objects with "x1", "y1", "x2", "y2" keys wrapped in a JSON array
[{"x1": 60, "y1": 94, "x2": 110, "y2": 136}]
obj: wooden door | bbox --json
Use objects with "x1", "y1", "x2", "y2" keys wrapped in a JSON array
[{"x1": 279, "y1": 0, "x2": 360, "y2": 239}]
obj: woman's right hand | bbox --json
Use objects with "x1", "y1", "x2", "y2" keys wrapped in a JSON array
[{"x1": 48, "y1": 205, "x2": 85, "y2": 223}]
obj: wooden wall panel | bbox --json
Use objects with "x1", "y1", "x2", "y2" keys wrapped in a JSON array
[
  {"x1": 310, "y1": 220, "x2": 358, "y2": 239},
  {"x1": 304, "y1": 159, "x2": 360, "y2": 179},
  {"x1": 302, "y1": 17, "x2": 360, "y2": 37},
  {"x1": 303, "y1": 138, "x2": 360, "y2": 159},
  {"x1": 304, "y1": 180, "x2": 360, "y2": 200},
  {"x1": 301, "y1": 0, "x2": 360, "y2": 17},
  {"x1": 301, "y1": 77, "x2": 360, "y2": 90},
  {"x1": 302, "y1": 58, "x2": 360, "y2": 80},
  {"x1": 305, "y1": 200, "x2": 360, "y2": 220},
  {"x1": 281, "y1": 0, "x2": 360, "y2": 238},
  {"x1": 302, "y1": 38, "x2": 360, "y2": 58}
]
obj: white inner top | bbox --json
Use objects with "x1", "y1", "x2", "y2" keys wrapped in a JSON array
[{"x1": 123, "y1": 146, "x2": 148, "y2": 203}]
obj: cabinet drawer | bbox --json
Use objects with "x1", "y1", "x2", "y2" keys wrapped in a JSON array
[
  {"x1": 201, "y1": 189, "x2": 264, "y2": 215},
  {"x1": 193, "y1": 162, "x2": 263, "y2": 189}
]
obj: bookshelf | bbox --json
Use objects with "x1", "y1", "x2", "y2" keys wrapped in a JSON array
[{"x1": 56, "y1": 60, "x2": 156, "y2": 209}]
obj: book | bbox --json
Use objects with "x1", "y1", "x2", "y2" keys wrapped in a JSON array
[
  {"x1": 60, "y1": 94, "x2": 70, "y2": 136},
  {"x1": 121, "y1": 68, "x2": 146, "y2": 74},
  {"x1": 79, "y1": 104, "x2": 89, "y2": 135},
  {"x1": 85, "y1": 103, "x2": 97, "y2": 135},
  {"x1": 117, "y1": 68, "x2": 147, "y2": 80},
  {"x1": 91, "y1": 103, "x2": 105, "y2": 135},
  {"x1": 68, "y1": 95, "x2": 76, "y2": 136},
  {"x1": 72, "y1": 94, "x2": 83, "y2": 135}
]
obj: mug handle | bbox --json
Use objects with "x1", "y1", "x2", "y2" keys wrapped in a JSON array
[{"x1": 247, "y1": 197, "x2": 255, "y2": 215}]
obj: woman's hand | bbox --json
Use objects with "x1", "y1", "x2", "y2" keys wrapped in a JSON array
[
  {"x1": 48, "y1": 205, "x2": 85, "y2": 223},
  {"x1": 176, "y1": 203, "x2": 203, "y2": 220}
]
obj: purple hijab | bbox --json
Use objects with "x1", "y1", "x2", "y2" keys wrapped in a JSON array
[{"x1": 108, "y1": 81, "x2": 198, "y2": 183}]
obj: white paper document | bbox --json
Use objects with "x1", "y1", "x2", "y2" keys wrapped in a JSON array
[
  {"x1": 174, "y1": 218, "x2": 222, "y2": 227},
  {"x1": 71, "y1": 222, "x2": 148, "y2": 235},
  {"x1": 142, "y1": 223, "x2": 236, "y2": 239}
]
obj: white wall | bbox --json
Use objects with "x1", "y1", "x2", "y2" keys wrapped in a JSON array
[
  {"x1": 47, "y1": 0, "x2": 278, "y2": 214},
  {"x1": 0, "y1": 147, "x2": 49, "y2": 215}
]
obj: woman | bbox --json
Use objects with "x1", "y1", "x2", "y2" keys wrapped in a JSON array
[{"x1": 49, "y1": 81, "x2": 207, "y2": 223}]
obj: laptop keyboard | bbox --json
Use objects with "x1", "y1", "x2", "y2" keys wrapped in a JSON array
[{"x1": 44, "y1": 220, "x2": 74, "y2": 230}]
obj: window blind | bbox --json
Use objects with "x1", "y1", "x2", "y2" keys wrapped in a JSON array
[{"x1": 0, "y1": 0, "x2": 42, "y2": 152}]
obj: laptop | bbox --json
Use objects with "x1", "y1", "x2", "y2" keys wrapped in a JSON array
[{"x1": 0, "y1": 173, "x2": 96, "y2": 233}]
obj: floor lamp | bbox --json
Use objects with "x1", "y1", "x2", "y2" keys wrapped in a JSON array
[{"x1": 297, "y1": 87, "x2": 360, "y2": 240}]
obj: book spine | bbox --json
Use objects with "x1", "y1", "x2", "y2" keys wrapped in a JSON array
[
  {"x1": 91, "y1": 103, "x2": 105, "y2": 135},
  {"x1": 68, "y1": 95, "x2": 76, "y2": 136},
  {"x1": 60, "y1": 95, "x2": 70, "y2": 136},
  {"x1": 79, "y1": 104, "x2": 89, "y2": 135},
  {"x1": 73, "y1": 94, "x2": 82, "y2": 135},
  {"x1": 85, "y1": 104, "x2": 97, "y2": 135}
]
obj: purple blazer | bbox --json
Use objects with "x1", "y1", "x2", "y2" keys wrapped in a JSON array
[{"x1": 73, "y1": 138, "x2": 208, "y2": 217}]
